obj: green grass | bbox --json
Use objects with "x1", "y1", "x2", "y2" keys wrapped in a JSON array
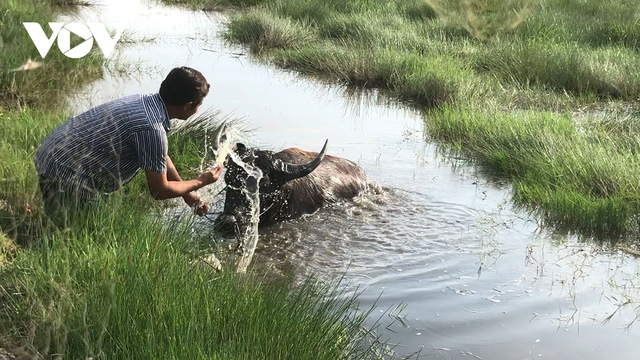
[
  {"x1": 269, "y1": 45, "x2": 471, "y2": 108},
  {"x1": 226, "y1": 9, "x2": 317, "y2": 51},
  {"x1": 427, "y1": 105, "x2": 640, "y2": 235},
  {"x1": 0, "y1": 109, "x2": 67, "y2": 244},
  {"x1": 0, "y1": 199, "x2": 379, "y2": 359},
  {"x1": 218, "y1": 0, "x2": 640, "y2": 104},
  {"x1": 161, "y1": 0, "x2": 640, "y2": 237},
  {"x1": 162, "y1": 0, "x2": 268, "y2": 10},
  {"x1": 0, "y1": 231, "x2": 16, "y2": 268},
  {"x1": 472, "y1": 42, "x2": 640, "y2": 99}
]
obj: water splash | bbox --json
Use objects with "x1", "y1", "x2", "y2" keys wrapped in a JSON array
[
  {"x1": 212, "y1": 125, "x2": 244, "y2": 168},
  {"x1": 214, "y1": 127, "x2": 263, "y2": 273},
  {"x1": 231, "y1": 150, "x2": 263, "y2": 273}
]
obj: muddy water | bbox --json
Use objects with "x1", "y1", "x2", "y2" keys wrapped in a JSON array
[{"x1": 63, "y1": 1, "x2": 640, "y2": 358}]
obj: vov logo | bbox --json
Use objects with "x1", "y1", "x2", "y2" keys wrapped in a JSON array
[{"x1": 23, "y1": 22, "x2": 125, "y2": 59}]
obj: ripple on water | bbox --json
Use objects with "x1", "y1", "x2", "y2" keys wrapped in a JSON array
[{"x1": 254, "y1": 185, "x2": 482, "y2": 283}]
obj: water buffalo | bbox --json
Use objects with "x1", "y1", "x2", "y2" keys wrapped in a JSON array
[{"x1": 212, "y1": 126, "x2": 368, "y2": 235}]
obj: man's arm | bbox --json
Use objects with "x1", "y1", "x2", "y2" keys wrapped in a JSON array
[
  {"x1": 165, "y1": 155, "x2": 183, "y2": 182},
  {"x1": 133, "y1": 130, "x2": 221, "y2": 201},
  {"x1": 165, "y1": 155, "x2": 198, "y2": 204},
  {"x1": 144, "y1": 161, "x2": 221, "y2": 200}
]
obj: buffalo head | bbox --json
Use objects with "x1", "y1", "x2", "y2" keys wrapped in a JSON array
[{"x1": 212, "y1": 124, "x2": 367, "y2": 236}]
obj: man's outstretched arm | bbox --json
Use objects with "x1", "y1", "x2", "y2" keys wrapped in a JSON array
[{"x1": 144, "y1": 158, "x2": 222, "y2": 200}]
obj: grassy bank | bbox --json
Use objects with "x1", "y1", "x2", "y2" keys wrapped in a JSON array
[
  {"x1": 166, "y1": 0, "x2": 640, "y2": 237},
  {"x1": 0, "y1": 1, "x2": 383, "y2": 358},
  {"x1": 428, "y1": 106, "x2": 640, "y2": 235},
  {"x1": 0, "y1": 0, "x2": 104, "y2": 237},
  {"x1": 0, "y1": 200, "x2": 377, "y2": 359}
]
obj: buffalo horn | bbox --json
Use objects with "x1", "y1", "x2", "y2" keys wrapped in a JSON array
[{"x1": 275, "y1": 139, "x2": 328, "y2": 182}]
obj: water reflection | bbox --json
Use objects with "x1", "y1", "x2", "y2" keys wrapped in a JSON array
[{"x1": 59, "y1": 0, "x2": 640, "y2": 358}]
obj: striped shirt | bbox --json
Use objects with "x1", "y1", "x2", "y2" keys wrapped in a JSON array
[{"x1": 35, "y1": 93, "x2": 171, "y2": 194}]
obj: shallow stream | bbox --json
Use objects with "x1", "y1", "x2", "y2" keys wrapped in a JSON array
[{"x1": 63, "y1": 1, "x2": 640, "y2": 358}]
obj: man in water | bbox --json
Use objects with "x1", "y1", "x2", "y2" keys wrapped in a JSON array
[{"x1": 35, "y1": 66, "x2": 221, "y2": 221}]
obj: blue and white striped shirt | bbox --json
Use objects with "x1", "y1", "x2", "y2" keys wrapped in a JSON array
[{"x1": 35, "y1": 93, "x2": 171, "y2": 193}]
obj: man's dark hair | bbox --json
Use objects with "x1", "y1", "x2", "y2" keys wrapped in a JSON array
[{"x1": 159, "y1": 67, "x2": 210, "y2": 106}]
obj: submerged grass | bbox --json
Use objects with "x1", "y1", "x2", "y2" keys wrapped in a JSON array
[{"x1": 161, "y1": 0, "x2": 640, "y2": 237}]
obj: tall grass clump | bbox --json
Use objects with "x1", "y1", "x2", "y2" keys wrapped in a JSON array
[
  {"x1": 400, "y1": 0, "x2": 438, "y2": 22},
  {"x1": 517, "y1": 0, "x2": 640, "y2": 49},
  {"x1": 225, "y1": 9, "x2": 316, "y2": 53},
  {"x1": 272, "y1": 45, "x2": 474, "y2": 108},
  {"x1": 0, "y1": 232, "x2": 16, "y2": 267},
  {"x1": 473, "y1": 42, "x2": 640, "y2": 99},
  {"x1": 0, "y1": 199, "x2": 379, "y2": 359},
  {"x1": 165, "y1": 109, "x2": 231, "y2": 178},
  {"x1": 161, "y1": 0, "x2": 267, "y2": 10},
  {"x1": 51, "y1": 0, "x2": 91, "y2": 7},
  {"x1": 0, "y1": 109, "x2": 66, "y2": 243}
]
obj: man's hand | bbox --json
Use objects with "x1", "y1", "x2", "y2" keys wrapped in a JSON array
[
  {"x1": 147, "y1": 156, "x2": 224, "y2": 201},
  {"x1": 198, "y1": 165, "x2": 223, "y2": 185},
  {"x1": 183, "y1": 192, "x2": 209, "y2": 216},
  {"x1": 182, "y1": 166, "x2": 222, "y2": 216},
  {"x1": 193, "y1": 198, "x2": 209, "y2": 216}
]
